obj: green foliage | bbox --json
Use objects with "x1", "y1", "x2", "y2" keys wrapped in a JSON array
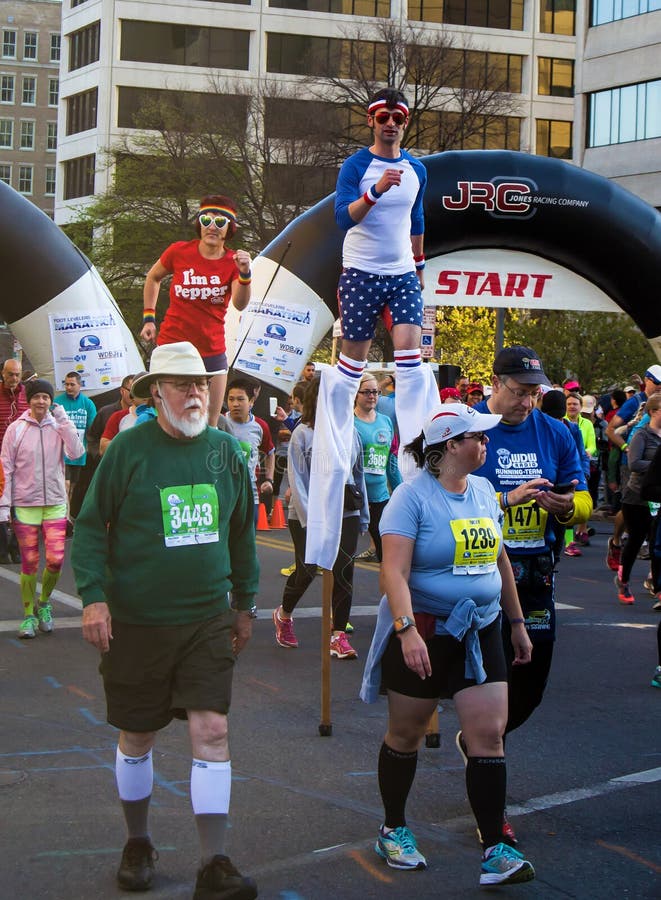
[
  {"x1": 507, "y1": 310, "x2": 653, "y2": 393},
  {"x1": 431, "y1": 306, "x2": 654, "y2": 393},
  {"x1": 433, "y1": 306, "x2": 513, "y2": 382}
]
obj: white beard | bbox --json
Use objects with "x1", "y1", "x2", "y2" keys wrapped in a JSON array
[{"x1": 159, "y1": 393, "x2": 208, "y2": 438}]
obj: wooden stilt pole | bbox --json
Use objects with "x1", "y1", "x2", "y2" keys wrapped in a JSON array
[
  {"x1": 425, "y1": 707, "x2": 441, "y2": 748},
  {"x1": 319, "y1": 568, "x2": 333, "y2": 736}
]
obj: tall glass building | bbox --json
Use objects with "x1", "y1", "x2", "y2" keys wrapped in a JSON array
[{"x1": 574, "y1": 0, "x2": 661, "y2": 208}]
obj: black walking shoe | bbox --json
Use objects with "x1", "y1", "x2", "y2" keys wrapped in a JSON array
[
  {"x1": 117, "y1": 837, "x2": 158, "y2": 891},
  {"x1": 193, "y1": 855, "x2": 257, "y2": 899}
]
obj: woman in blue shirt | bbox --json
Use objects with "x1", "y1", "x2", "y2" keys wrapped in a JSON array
[{"x1": 362, "y1": 404, "x2": 534, "y2": 888}]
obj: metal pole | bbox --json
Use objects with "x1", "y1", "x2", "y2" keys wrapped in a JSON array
[{"x1": 495, "y1": 307, "x2": 505, "y2": 355}]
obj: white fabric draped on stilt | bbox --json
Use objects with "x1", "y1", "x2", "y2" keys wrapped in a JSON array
[
  {"x1": 305, "y1": 367, "x2": 359, "y2": 569},
  {"x1": 396, "y1": 363, "x2": 441, "y2": 482}
]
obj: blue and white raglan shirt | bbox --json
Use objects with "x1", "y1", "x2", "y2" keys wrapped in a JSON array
[
  {"x1": 473, "y1": 404, "x2": 587, "y2": 556},
  {"x1": 335, "y1": 148, "x2": 427, "y2": 275}
]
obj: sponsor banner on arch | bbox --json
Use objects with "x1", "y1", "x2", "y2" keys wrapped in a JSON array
[
  {"x1": 423, "y1": 249, "x2": 622, "y2": 313},
  {"x1": 49, "y1": 310, "x2": 131, "y2": 391}
]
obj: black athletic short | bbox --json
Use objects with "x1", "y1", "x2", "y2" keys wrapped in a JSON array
[
  {"x1": 99, "y1": 611, "x2": 235, "y2": 732},
  {"x1": 380, "y1": 616, "x2": 507, "y2": 700}
]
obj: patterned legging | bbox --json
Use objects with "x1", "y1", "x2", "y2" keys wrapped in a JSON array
[{"x1": 12, "y1": 518, "x2": 68, "y2": 576}]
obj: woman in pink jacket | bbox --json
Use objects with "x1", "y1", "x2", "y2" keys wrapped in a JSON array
[{"x1": 0, "y1": 378, "x2": 85, "y2": 638}]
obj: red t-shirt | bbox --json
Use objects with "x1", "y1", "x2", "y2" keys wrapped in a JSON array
[
  {"x1": 102, "y1": 408, "x2": 130, "y2": 442},
  {"x1": 157, "y1": 240, "x2": 239, "y2": 357}
]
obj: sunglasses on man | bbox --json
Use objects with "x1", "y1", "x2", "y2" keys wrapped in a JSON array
[{"x1": 372, "y1": 110, "x2": 407, "y2": 126}]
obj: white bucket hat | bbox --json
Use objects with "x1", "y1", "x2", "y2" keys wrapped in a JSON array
[
  {"x1": 130, "y1": 342, "x2": 222, "y2": 397},
  {"x1": 423, "y1": 403, "x2": 502, "y2": 447}
]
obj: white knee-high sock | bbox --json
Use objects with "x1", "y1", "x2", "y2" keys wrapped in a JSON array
[
  {"x1": 305, "y1": 358, "x2": 364, "y2": 568},
  {"x1": 190, "y1": 758, "x2": 232, "y2": 815},
  {"x1": 116, "y1": 746, "x2": 153, "y2": 839},
  {"x1": 115, "y1": 746, "x2": 153, "y2": 801},
  {"x1": 394, "y1": 351, "x2": 440, "y2": 482},
  {"x1": 191, "y1": 759, "x2": 232, "y2": 865}
]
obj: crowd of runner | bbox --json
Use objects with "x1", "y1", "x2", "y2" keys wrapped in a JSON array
[{"x1": 2, "y1": 88, "x2": 660, "y2": 900}]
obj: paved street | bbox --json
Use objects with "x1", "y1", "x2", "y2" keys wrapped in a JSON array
[{"x1": 1, "y1": 518, "x2": 660, "y2": 899}]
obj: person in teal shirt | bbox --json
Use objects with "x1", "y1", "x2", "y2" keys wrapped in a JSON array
[
  {"x1": 354, "y1": 371, "x2": 401, "y2": 561},
  {"x1": 54, "y1": 371, "x2": 97, "y2": 525}
]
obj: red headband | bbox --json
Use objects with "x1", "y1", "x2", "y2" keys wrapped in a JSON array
[{"x1": 367, "y1": 99, "x2": 409, "y2": 117}]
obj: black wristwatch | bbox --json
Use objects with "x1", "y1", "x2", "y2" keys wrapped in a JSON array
[{"x1": 393, "y1": 615, "x2": 416, "y2": 635}]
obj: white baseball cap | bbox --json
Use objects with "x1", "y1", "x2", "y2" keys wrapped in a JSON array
[
  {"x1": 645, "y1": 365, "x2": 661, "y2": 384},
  {"x1": 131, "y1": 341, "x2": 221, "y2": 397},
  {"x1": 422, "y1": 404, "x2": 502, "y2": 447}
]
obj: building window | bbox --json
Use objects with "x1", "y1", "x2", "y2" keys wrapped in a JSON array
[
  {"x1": 120, "y1": 21, "x2": 250, "y2": 70},
  {"x1": 538, "y1": 57, "x2": 574, "y2": 97},
  {"x1": 22, "y1": 76, "x2": 37, "y2": 105},
  {"x1": 63, "y1": 153, "x2": 95, "y2": 199},
  {"x1": 588, "y1": 79, "x2": 661, "y2": 147},
  {"x1": 1, "y1": 75, "x2": 15, "y2": 103},
  {"x1": 48, "y1": 78, "x2": 59, "y2": 106},
  {"x1": 540, "y1": 0, "x2": 575, "y2": 34},
  {"x1": 409, "y1": 0, "x2": 524, "y2": 28},
  {"x1": 0, "y1": 118, "x2": 12, "y2": 148},
  {"x1": 66, "y1": 87, "x2": 98, "y2": 135},
  {"x1": 0, "y1": 163, "x2": 10, "y2": 184},
  {"x1": 536, "y1": 118, "x2": 572, "y2": 158},
  {"x1": 45, "y1": 166, "x2": 56, "y2": 196},
  {"x1": 269, "y1": 0, "x2": 390, "y2": 13},
  {"x1": 445, "y1": 49, "x2": 523, "y2": 93},
  {"x1": 20, "y1": 120, "x2": 35, "y2": 150},
  {"x1": 2, "y1": 30, "x2": 17, "y2": 59},
  {"x1": 71, "y1": 0, "x2": 90, "y2": 6},
  {"x1": 267, "y1": 33, "x2": 388, "y2": 79},
  {"x1": 24, "y1": 32, "x2": 38, "y2": 61},
  {"x1": 591, "y1": 0, "x2": 660, "y2": 25},
  {"x1": 50, "y1": 34, "x2": 61, "y2": 63},
  {"x1": 117, "y1": 86, "x2": 248, "y2": 129},
  {"x1": 407, "y1": 109, "x2": 520, "y2": 151},
  {"x1": 69, "y1": 21, "x2": 100, "y2": 71},
  {"x1": 47, "y1": 120, "x2": 57, "y2": 150},
  {"x1": 18, "y1": 164, "x2": 33, "y2": 194}
]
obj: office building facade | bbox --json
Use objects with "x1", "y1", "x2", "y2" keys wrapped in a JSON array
[
  {"x1": 54, "y1": 0, "x2": 579, "y2": 223},
  {"x1": 1, "y1": 0, "x2": 62, "y2": 217},
  {"x1": 574, "y1": 0, "x2": 660, "y2": 209}
]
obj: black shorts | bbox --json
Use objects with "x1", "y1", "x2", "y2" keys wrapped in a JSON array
[
  {"x1": 381, "y1": 616, "x2": 507, "y2": 700},
  {"x1": 99, "y1": 611, "x2": 235, "y2": 732},
  {"x1": 65, "y1": 464, "x2": 81, "y2": 484}
]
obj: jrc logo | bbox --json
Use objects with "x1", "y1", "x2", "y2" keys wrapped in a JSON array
[{"x1": 442, "y1": 179, "x2": 536, "y2": 219}]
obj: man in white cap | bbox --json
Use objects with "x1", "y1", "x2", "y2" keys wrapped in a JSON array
[
  {"x1": 71, "y1": 341, "x2": 259, "y2": 900},
  {"x1": 605, "y1": 364, "x2": 661, "y2": 580}
]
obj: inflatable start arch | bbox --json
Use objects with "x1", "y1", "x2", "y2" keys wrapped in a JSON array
[
  {"x1": 0, "y1": 181, "x2": 143, "y2": 395},
  {"x1": 229, "y1": 150, "x2": 661, "y2": 389},
  {"x1": 2, "y1": 152, "x2": 660, "y2": 393}
]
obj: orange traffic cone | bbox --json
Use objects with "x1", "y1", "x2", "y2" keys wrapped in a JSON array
[
  {"x1": 256, "y1": 503, "x2": 270, "y2": 531},
  {"x1": 270, "y1": 498, "x2": 286, "y2": 529}
]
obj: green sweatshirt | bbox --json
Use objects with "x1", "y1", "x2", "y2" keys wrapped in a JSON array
[{"x1": 71, "y1": 419, "x2": 259, "y2": 625}]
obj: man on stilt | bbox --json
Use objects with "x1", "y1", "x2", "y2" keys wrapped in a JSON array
[{"x1": 306, "y1": 88, "x2": 437, "y2": 568}]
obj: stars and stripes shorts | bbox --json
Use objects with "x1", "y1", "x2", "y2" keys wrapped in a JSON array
[{"x1": 337, "y1": 268, "x2": 423, "y2": 342}]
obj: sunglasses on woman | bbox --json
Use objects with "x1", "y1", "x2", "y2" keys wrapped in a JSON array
[
  {"x1": 373, "y1": 110, "x2": 407, "y2": 126},
  {"x1": 199, "y1": 214, "x2": 229, "y2": 229},
  {"x1": 453, "y1": 432, "x2": 488, "y2": 444}
]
